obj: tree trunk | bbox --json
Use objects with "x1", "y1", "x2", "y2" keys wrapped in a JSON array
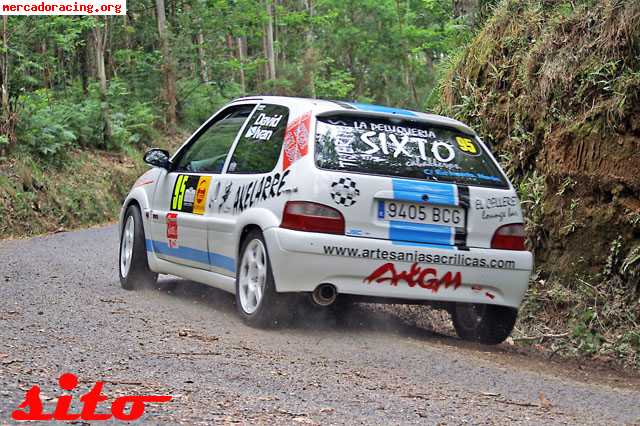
[
  {"x1": 79, "y1": 32, "x2": 89, "y2": 96},
  {"x1": 261, "y1": 25, "x2": 268, "y2": 81},
  {"x1": 303, "y1": 0, "x2": 316, "y2": 98},
  {"x1": 1, "y1": 15, "x2": 15, "y2": 152},
  {"x1": 92, "y1": 18, "x2": 113, "y2": 148},
  {"x1": 196, "y1": 31, "x2": 208, "y2": 83},
  {"x1": 42, "y1": 40, "x2": 50, "y2": 90},
  {"x1": 264, "y1": 0, "x2": 276, "y2": 81},
  {"x1": 236, "y1": 36, "x2": 246, "y2": 94},
  {"x1": 395, "y1": 0, "x2": 419, "y2": 107},
  {"x1": 155, "y1": 0, "x2": 177, "y2": 135},
  {"x1": 123, "y1": 14, "x2": 131, "y2": 50}
]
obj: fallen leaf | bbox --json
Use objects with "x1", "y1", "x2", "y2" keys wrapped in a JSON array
[{"x1": 539, "y1": 392, "x2": 552, "y2": 409}]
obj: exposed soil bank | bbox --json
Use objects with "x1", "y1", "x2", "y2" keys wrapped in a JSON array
[{"x1": 436, "y1": 0, "x2": 640, "y2": 367}]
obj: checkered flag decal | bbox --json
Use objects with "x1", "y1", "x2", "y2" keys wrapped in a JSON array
[{"x1": 330, "y1": 177, "x2": 360, "y2": 207}]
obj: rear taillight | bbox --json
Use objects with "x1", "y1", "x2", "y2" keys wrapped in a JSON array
[
  {"x1": 281, "y1": 201, "x2": 345, "y2": 235},
  {"x1": 491, "y1": 223, "x2": 526, "y2": 251}
]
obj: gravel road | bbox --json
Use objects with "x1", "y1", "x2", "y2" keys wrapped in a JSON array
[{"x1": 1, "y1": 225, "x2": 639, "y2": 424}]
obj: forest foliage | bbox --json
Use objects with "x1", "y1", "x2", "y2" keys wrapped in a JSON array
[{"x1": 0, "y1": 0, "x2": 481, "y2": 165}]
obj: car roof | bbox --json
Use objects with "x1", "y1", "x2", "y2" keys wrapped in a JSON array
[{"x1": 229, "y1": 95, "x2": 476, "y2": 135}]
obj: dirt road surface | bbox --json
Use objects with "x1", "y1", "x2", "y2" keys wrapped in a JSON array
[{"x1": 1, "y1": 225, "x2": 639, "y2": 424}]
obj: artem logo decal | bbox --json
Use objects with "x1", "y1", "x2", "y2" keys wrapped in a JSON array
[
  {"x1": 364, "y1": 263, "x2": 462, "y2": 293},
  {"x1": 171, "y1": 175, "x2": 211, "y2": 214}
]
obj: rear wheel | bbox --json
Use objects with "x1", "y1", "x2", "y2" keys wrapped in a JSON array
[
  {"x1": 235, "y1": 230, "x2": 290, "y2": 327},
  {"x1": 119, "y1": 204, "x2": 157, "y2": 290},
  {"x1": 451, "y1": 303, "x2": 517, "y2": 345}
]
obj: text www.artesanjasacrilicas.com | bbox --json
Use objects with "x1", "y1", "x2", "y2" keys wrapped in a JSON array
[{"x1": 322, "y1": 245, "x2": 517, "y2": 270}]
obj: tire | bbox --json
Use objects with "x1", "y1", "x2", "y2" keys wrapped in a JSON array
[
  {"x1": 235, "y1": 230, "x2": 290, "y2": 327},
  {"x1": 119, "y1": 204, "x2": 158, "y2": 290},
  {"x1": 451, "y1": 303, "x2": 517, "y2": 345}
]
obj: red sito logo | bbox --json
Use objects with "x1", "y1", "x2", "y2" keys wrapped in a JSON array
[{"x1": 12, "y1": 373, "x2": 172, "y2": 422}]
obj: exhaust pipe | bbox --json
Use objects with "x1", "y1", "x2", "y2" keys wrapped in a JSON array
[{"x1": 312, "y1": 284, "x2": 337, "y2": 306}]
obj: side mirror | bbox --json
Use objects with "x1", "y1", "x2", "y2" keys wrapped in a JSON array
[{"x1": 143, "y1": 148, "x2": 171, "y2": 169}]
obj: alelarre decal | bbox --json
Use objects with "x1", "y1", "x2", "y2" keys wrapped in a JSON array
[{"x1": 232, "y1": 170, "x2": 290, "y2": 214}]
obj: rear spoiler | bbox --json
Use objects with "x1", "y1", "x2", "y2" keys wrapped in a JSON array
[{"x1": 315, "y1": 109, "x2": 477, "y2": 136}]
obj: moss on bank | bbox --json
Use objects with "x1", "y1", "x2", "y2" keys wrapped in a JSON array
[
  {"x1": 0, "y1": 148, "x2": 146, "y2": 238},
  {"x1": 0, "y1": 135, "x2": 183, "y2": 239}
]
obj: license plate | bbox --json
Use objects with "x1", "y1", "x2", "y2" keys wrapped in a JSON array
[{"x1": 378, "y1": 200, "x2": 465, "y2": 227}]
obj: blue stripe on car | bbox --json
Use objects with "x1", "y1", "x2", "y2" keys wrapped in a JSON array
[
  {"x1": 391, "y1": 178, "x2": 458, "y2": 205},
  {"x1": 347, "y1": 102, "x2": 417, "y2": 117},
  {"x1": 147, "y1": 239, "x2": 236, "y2": 273},
  {"x1": 390, "y1": 240, "x2": 456, "y2": 250},
  {"x1": 388, "y1": 221, "x2": 454, "y2": 246}
]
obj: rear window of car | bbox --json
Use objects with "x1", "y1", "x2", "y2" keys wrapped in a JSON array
[{"x1": 315, "y1": 115, "x2": 508, "y2": 188}]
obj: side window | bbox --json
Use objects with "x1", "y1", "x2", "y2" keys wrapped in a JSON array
[
  {"x1": 228, "y1": 104, "x2": 289, "y2": 174},
  {"x1": 174, "y1": 105, "x2": 255, "y2": 173}
]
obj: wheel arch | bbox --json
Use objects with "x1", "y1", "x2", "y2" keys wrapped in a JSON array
[
  {"x1": 232, "y1": 207, "x2": 280, "y2": 260},
  {"x1": 121, "y1": 197, "x2": 140, "y2": 220},
  {"x1": 237, "y1": 224, "x2": 263, "y2": 259},
  {"x1": 119, "y1": 189, "x2": 152, "y2": 240}
]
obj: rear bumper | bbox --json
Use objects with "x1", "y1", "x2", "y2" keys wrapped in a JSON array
[{"x1": 264, "y1": 228, "x2": 533, "y2": 308}]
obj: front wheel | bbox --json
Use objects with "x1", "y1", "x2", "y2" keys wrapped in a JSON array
[
  {"x1": 451, "y1": 303, "x2": 517, "y2": 345},
  {"x1": 235, "y1": 230, "x2": 290, "y2": 327},
  {"x1": 119, "y1": 204, "x2": 158, "y2": 290}
]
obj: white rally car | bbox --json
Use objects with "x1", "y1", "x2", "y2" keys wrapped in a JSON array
[{"x1": 119, "y1": 96, "x2": 533, "y2": 344}]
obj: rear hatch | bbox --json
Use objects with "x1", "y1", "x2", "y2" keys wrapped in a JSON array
[{"x1": 314, "y1": 113, "x2": 510, "y2": 248}]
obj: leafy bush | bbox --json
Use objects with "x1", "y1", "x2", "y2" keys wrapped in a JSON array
[
  {"x1": 107, "y1": 79, "x2": 159, "y2": 147},
  {"x1": 16, "y1": 81, "x2": 159, "y2": 163},
  {"x1": 17, "y1": 89, "x2": 81, "y2": 163},
  {"x1": 315, "y1": 68, "x2": 355, "y2": 99},
  {"x1": 178, "y1": 78, "x2": 238, "y2": 128}
]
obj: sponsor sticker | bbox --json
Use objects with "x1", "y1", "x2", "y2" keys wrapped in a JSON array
[
  {"x1": 166, "y1": 213, "x2": 178, "y2": 248},
  {"x1": 192, "y1": 176, "x2": 211, "y2": 215},
  {"x1": 364, "y1": 262, "x2": 462, "y2": 293},
  {"x1": 171, "y1": 175, "x2": 212, "y2": 215},
  {"x1": 455, "y1": 136, "x2": 479, "y2": 156},
  {"x1": 231, "y1": 170, "x2": 290, "y2": 214},
  {"x1": 283, "y1": 112, "x2": 311, "y2": 170},
  {"x1": 330, "y1": 177, "x2": 360, "y2": 207}
]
